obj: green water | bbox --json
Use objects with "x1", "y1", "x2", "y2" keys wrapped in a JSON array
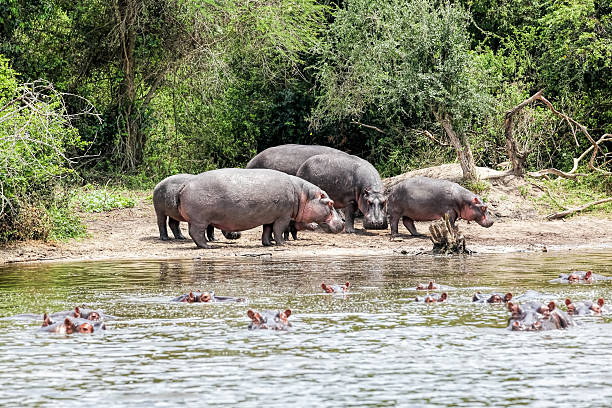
[{"x1": 0, "y1": 251, "x2": 611, "y2": 407}]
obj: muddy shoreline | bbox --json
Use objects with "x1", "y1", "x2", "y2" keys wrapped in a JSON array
[{"x1": 1, "y1": 196, "x2": 611, "y2": 265}]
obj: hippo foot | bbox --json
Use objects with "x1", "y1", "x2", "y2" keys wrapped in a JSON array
[
  {"x1": 175, "y1": 235, "x2": 187, "y2": 240},
  {"x1": 195, "y1": 242, "x2": 212, "y2": 249},
  {"x1": 160, "y1": 236, "x2": 171, "y2": 241},
  {"x1": 343, "y1": 228, "x2": 356, "y2": 234}
]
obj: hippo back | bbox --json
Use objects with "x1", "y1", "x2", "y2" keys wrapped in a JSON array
[{"x1": 246, "y1": 144, "x2": 347, "y2": 175}]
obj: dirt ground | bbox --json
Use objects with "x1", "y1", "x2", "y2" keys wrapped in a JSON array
[{"x1": 2, "y1": 165, "x2": 611, "y2": 264}]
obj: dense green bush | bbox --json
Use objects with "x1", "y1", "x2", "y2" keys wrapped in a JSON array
[{"x1": 0, "y1": 56, "x2": 88, "y2": 242}]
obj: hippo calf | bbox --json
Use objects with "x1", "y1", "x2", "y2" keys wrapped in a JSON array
[
  {"x1": 247, "y1": 309, "x2": 292, "y2": 330},
  {"x1": 172, "y1": 291, "x2": 244, "y2": 303},
  {"x1": 178, "y1": 169, "x2": 344, "y2": 248},
  {"x1": 321, "y1": 281, "x2": 350, "y2": 294},
  {"x1": 297, "y1": 154, "x2": 387, "y2": 233},
  {"x1": 507, "y1": 301, "x2": 574, "y2": 331},
  {"x1": 153, "y1": 174, "x2": 241, "y2": 242},
  {"x1": 473, "y1": 292, "x2": 513, "y2": 304},
  {"x1": 387, "y1": 177, "x2": 494, "y2": 236}
]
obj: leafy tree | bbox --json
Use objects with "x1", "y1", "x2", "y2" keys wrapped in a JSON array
[{"x1": 312, "y1": 0, "x2": 495, "y2": 180}]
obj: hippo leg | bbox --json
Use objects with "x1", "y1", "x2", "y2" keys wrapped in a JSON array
[
  {"x1": 402, "y1": 217, "x2": 420, "y2": 236},
  {"x1": 188, "y1": 223, "x2": 212, "y2": 249},
  {"x1": 290, "y1": 221, "x2": 298, "y2": 240},
  {"x1": 157, "y1": 213, "x2": 171, "y2": 241},
  {"x1": 389, "y1": 214, "x2": 400, "y2": 236},
  {"x1": 262, "y1": 224, "x2": 274, "y2": 246},
  {"x1": 272, "y1": 219, "x2": 291, "y2": 245},
  {"x1": 222, "y1": 231, "x2": 241, "y2": 240},
  {"x1": 344, "y1": 204, "x2": 357, "y2": 233},
  {"x1": 206, "y1": 225, "x2": 217, "y2": 241},
  {"x1": 169, "y1": 218, "x2": 186, "y2": 240}
]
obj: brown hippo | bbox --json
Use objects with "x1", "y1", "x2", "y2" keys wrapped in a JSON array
[
  {"x1": 387, "y1": 177, "x2": 494, "y2": 236},
  {"x1": 153, "y1": 174, "x2": 241, "y2": 242},
  {"x1": 178, "y1": 168, "x2": 344, "y2": 248}
]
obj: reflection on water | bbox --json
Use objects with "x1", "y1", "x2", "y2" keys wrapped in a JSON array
[{"x1": 0, "y1": 251, "x2": 611, "y2": 407}]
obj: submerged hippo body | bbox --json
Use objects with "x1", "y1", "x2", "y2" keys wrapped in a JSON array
[
  {"x1": 246, "y1": 144, "x2": 347, "y2": 175},
  {"x1": 387, "y1": 177, "x2": 494, "y2": 236},
  {"x1": 415, "y1": 293, "x2": 448, "y2": 303},
  {"x1": 473, "y1": 292, "x2": 513, "y2": 304},
  {"x1": 39, "y1": 315, "x2": 106, "y2": 334},
  {"x1": 507, "y1": 301, "x2": 574, "y2": 331},
  {"x1": 565, "y1": 298, "x2": 607, "y2": 316},
  {"x1": 321, "y1": 281, "x2": 350, "y2": 294},
  {"x1": 247, "y1": 309, "x2": 292, "y2": 330},
  {"x1": 178, "y1": 169, "x2": 344, "y2": 248},
  {"x1": 550, "y1": 270, "x2": 611, "y2": 283},
  {"x1": 171, "y1": 291, "x2": 244, "y2": 303},
  {"x1": 296, "y1": 154, "x2": 387, "y2": 232},
  {"x1": 153, "y1": 174, "x2": 240, "y2": 241}
]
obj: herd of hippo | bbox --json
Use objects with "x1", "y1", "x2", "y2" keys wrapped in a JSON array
[
  {"x1": 13, "y1": 269, "x2": 608, "y2": 334},
  {"x1": 153, "y1": 144, "x2": 494, "y2": 248}
]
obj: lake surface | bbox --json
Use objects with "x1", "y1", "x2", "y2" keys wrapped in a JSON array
[{"x1": 0, "y1": 251, "x2": 611, "y2": 407}]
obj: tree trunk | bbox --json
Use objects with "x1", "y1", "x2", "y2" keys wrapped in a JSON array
[
  {"x1": 436, "y1": 111, "x2": 478, "y2": 181},
  {"x1": 114, "y1": 0, "x2": 142, "y2": 169}
]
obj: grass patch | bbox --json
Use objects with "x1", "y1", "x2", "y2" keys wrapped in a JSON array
[
  {"x1": 47, "y1": 205, "x2": 87, "y2": 241},
  {"x1": 74, "y1": 185, "x2": 137, "y2": 213},
  {"x1": 528, "y1": 173, "x2": 612, "y2": 216}
]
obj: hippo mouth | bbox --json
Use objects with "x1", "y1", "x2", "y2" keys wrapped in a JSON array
[{"x1": 363, "y1": 219, "x2": 388, "y2": 230}]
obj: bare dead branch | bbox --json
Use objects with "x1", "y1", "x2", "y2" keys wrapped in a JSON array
[
  {"x1": 546, "y1": 197, "x2": 612, "y2": 220},
  {"x1": 350, "y1": 121, "x2": 386, "y2": 134}
]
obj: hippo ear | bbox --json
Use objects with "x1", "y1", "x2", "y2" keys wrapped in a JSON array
[
  {"x1": 505, "y1": 293, "x2": 513, "y2": 302},
  {"x1": 472, "y1": 197, "x2": 481, "y2": 204},
  {"x1": 42, "y1": 313, "x2": 52, "y2": 327},
  {"x1": 247, "y1": 310, "x2": 256, "y2": 321},
  {"x1": 548, "y1": 301, "x2": 556, "y2": 311},
  {"x1": 345, "y1": 281, "x2": 350, "y2": 288},
  {"x1": 480, "y1": 205, "x2": 487, "y2": 213},
  {"x1": 598, "y1": 298, "x2": 605, "y2": 307},
  {"x1": 565, "y1": 298, "x2": 572, "y2": 306},
  {"x1": 73, "y1": 306, "x2": 80, "y2": 317},
  {"x1": 284, "y1": 309, "x2": 291, "y2": 318},
  {"x1": 440, "y1": 293, "x2": 448, "y2": 301},
  {"x1": 586, "y1": 270, "x2": 592, "y2": 278}
]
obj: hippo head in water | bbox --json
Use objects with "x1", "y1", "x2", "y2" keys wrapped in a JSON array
[
  {"x1": 460, "y1": 196, "x2": 493, "y2": 228},
  {"x1": 358, "y1": 187, "x2": 388, "y2": 230},
  {"x1": 247, "y1": 309, "x2": 292, "y2": 330}
]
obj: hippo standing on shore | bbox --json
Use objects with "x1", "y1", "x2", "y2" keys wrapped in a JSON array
[
  {"x1": 296, "y1": 154, "x2": 387, "y2": 233},
  {"x1": 153, "y1": 174, "x2": 240, "y2": 241},
  {"x1": 387, "y1": 177, "x2": 494, "y2": 237},
  {"x1": 178, "y1": 168, "x2": 344, "y2": 248},
  {"x1": 246, "y1": 144, "x2": 347, "y2": 175}
]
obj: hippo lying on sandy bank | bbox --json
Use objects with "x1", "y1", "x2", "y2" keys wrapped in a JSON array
[
  {"x1": 387, "y1": 177, "x2": 494, "y2": 236},
  {"x1": 247, "y1": 309, "x2": 292, "y2": 330},
  {"x1": 153, "y1": 174, "x2": 241, "y2": 241},
  {"x1": 178, "y1": 169, "x2": 344, "y2": 248},
  {"x1": 507, "y1": 301, "x2": 574, "y2": 331}
]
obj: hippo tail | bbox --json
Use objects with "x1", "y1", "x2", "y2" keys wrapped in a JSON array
[{"x1": 176, "y1": 184, "x2": 190, "y2": 222}]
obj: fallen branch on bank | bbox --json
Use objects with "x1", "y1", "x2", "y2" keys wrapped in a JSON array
[{"x1": 546, "y1": 197, "x2": 612, "y2": 220}]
